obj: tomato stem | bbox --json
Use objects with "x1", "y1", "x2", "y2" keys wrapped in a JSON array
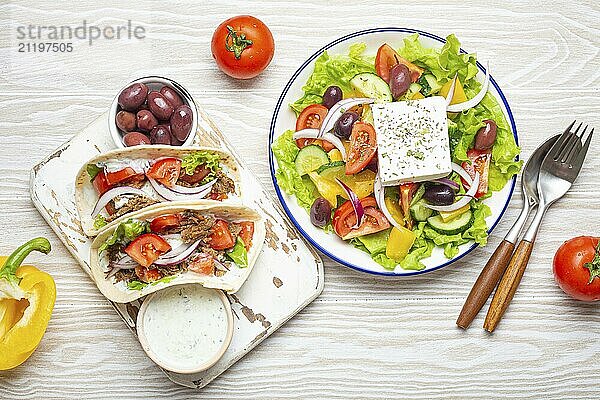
[
  {"x1": 584, "y1": 242, "x2": 600, "y2": 284},
  {"x1": 225, "y1": 25, "x2": 253, "y2": 60}
]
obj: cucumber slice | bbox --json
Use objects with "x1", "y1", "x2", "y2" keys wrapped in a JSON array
[
  {"x1": 410, "y1": 199, "x2": 433, "y2": 222},
  {"x1": 427, "y1": 210, "x2": 474, "y2": 235},
  {"x1": 316, "y1": 161, "x2": 345, "y2": 174},
  {"x1": 419, "y1": 74, "x2": 442, "y2": 95},
  {"x1": 350, "y1": 73, "x2": 392, "y2": 103},
  {"x1": 410, "y1": 184, "x2": 426, "y2": 206},
  {"x1": 295, "y1": 145, "x2": 329, "y2": 176}
]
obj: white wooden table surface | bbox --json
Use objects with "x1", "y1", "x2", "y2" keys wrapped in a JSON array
[{"x1": 1, "y1": 1, "x2": 599, "y2": 398}]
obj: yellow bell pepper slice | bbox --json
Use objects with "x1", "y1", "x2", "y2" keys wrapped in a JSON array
[
  {"x1": 439, "y1": 203, "x2": 471, "y2": 222},
  {"x1": 386, "y1": 226, "x2": 416, "y2": 262},
  {"x1": 0, "y1": 238, "x2": 55, "y2": 371},
  {"x1": 384, "y1": 196, "x2": 404, "y2": 226},
  {"x1": 327, "y1": 149, "x2": 343, "y2": 162},
  {"x1": 440, "y1": 77, "x2": 468, "y2": 105},
  {"x1": 411, "y1": 91, "x2": 425, "y2": 100}
]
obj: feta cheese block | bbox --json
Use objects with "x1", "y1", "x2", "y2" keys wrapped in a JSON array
[{"x1": 372, "y1": 96, "x2": 451, "y2": 185}]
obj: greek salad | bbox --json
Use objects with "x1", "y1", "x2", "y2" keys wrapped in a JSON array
[{"x1": 272, "y1": 34, "x2": 521, "y2": 271}]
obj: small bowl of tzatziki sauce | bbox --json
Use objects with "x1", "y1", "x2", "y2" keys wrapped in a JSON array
[{"x1": 136, "y1": 284, "x2": 234, "y2": 374}]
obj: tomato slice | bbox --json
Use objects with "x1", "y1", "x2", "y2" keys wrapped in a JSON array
[
  {"x1": 146, "y1": 157, "x2": 182, "y2": 187},
  {"x1": 135, "y1": 266, "x2": 163, "y2": 283},
  {"x1": 461, "y1": 149, "x2": 491, "y2": 198},
  {"x1": 187, "y1": 253, "x2": 215, "y2": 276},
  {"x1": 399, "y1": 182, "x2": 420, "y2": 230},
  {"x1": 105, "y1": 167, "x2": 144, "y2": 186},
  {"x1": 333, "y1": 197, "x2": 390, "y2": 240},
  {"x1": 208, "y1": 219, "x2": 235, "y2": 250},
  {"x1": 92, "y1": 170, "x2": 112, "y2": 196},
  {"x1": 295, "y1": 104, "x2": 328, "y2": 148},
  {"x1": 346, "y1": 122, "x2": 377, "y2": 175},
  {"x1": 150, "y1": 214, "x2": 183, "y2": 233},
  {"x1": 125, "y1": 233, "x2": 172, "y2": 268},
  {"x1": 375, "y1": 43, "x2": 424, "y2": 83},
  {"x1": 238, "y1": 221, "x2": 255, "y2": 251}
]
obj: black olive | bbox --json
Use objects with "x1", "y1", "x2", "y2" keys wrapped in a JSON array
[
  {"x1": 423, "y1": 184, "x2": 455, "y2": 206},
  {"x1": 322, "y1": 85, "x2": 343, "y2": 109},
  {"x1": 389, "y1": 63, "x2": 411, "y2": 99},
  {"x1": 334, "y1": 111, "x2": 359, "y2": 139},
  {"x1": 310, "y1": 198, "x2": 332, "y2": 228}
]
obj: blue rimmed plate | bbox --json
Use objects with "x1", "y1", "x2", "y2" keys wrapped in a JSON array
[{"x1": 268, "y1": 28, "x2": 518, "y2": 276}]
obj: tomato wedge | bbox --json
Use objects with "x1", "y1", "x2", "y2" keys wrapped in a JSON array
[
  {"x1": 333, "y1": 197, "x2": 390, "y2": 240},
  {"x1": 92, "y1": 170, "x2": 112, "y2": 196},
  {"x1": 125, "y1": 233, "x2": 172, "y2": 268},
  {"x1": 375, "y1": 43, "x2": 424, "y2": 83},
  {"x1": 105, "y1": 167, "x2": 144, "y2": 186},
  {"x1": 461, "y1": 149, "x2": 491, "y2": 198},
  {"x1": 295, "y1": 104, "x2": 328, "y2": 148},
  {"x1": 146, "y1": 157, "x2": 182, "y2": 187},
  {"x1": 135, "y1": 265, "x2": 163, "y2": 283},
  {"x1": 346, "y1": 122, "x2": 377, "y2": 175},
  {"x1": 150, "y1": 214, "x2": 183, "y2": 233},
  {"x1": 238, "y1": 221, "x2": 255, "y2": 251},
  {"x1": 208, "y1": 219, "x2": 235, "y2": 250}
]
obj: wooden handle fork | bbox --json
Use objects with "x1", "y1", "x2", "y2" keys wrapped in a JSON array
[
  {"x1": 456, "y1": 239, "x2": 515, "y2": 329},
  {"x1": 483, "y1": 240, "x2": 535, "y2": 332}
]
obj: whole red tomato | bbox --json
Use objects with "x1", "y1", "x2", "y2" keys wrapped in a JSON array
[
  {"x1": 211, "y1": 15, "x2": 274, "y2": 79},
  {"x1": 553, "y1": 236, "x2": 600, "y2": 302}
]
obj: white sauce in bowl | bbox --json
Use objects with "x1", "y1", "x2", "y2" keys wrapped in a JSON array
[{"x1": 138, "y1": 284, "x2": 233, "y2": 373}]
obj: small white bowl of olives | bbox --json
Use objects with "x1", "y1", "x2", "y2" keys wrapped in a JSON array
[{"x1": 109, "y1": 76, "x2": 198, "y2": 148}]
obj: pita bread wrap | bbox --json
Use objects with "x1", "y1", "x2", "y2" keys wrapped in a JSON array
[
  {"x1": 89, "y1": 201, "x2": 265, "y2": 303},
  {"x1": 75, "y1": 145, "x2": 241, "y2": 236}
]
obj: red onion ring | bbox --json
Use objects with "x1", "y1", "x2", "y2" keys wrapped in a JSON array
[
  {"x1": 148, "y1": 178, "x2": 212, "y2": 201},
  {"x1": 374, "y1": 173, "x2": 403, "y2": 231},
  {"x1": 92, "y1": 186, "x2": 147, "y2": 218},
  {"x1": 154, "y1": 239, "x2": 202, "y2": 266},
  {"x1": 447, "y1": 63, "x2": 490, "y2": 112},
  {"x1": 432, "y1": 177, "x2": 460, "y2": 191},
  {"x1": 169, "y1": 179, "x2": 217, "y2": 195},
  {"x1": 334, "y1": 178, "x2": 364, "y2": 228}
]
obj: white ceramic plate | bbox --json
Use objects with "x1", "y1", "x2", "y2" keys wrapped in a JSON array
[{"x1": 268, "y1": 28, "x2": 518, "y2": 276}]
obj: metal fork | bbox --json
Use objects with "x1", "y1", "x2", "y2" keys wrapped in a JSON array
[{"x1": 483, "y1": 121, "x2": 594, "y2": 332}]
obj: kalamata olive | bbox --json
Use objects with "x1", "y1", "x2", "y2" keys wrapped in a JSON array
[
  {"x1": 424, "y1": 184, "x2": 455, "y2": 206},
  {"x1": 170, "y1": 135, "x2": 184, "y2": 146},
  {"x1": 170, "y1": 105, "x2": 193, "y2": 141},
  {"x1": 334, "y1": 111, "x2": 360, "y2": 139},
  {"x1": 310, "y1": 197, "x2": 331, "y2": 228},
  {"x1": 150, "y1": 125, "x2": 172, "y2": 145},
  {"x1": 136, "y1": 110, "x2": 158, "y2": 132},
  {"x1": 123, "y1": 132, "x2": 151, "y2": 147},
  {"x1": 115, "y1": 110, "x2": 136, "y2": 132},
  {"x1": 322, "y1": 85, "x2": 343, "y2": 109},
  {"x1": 389, "y1": 63, "x2": 411, "y2": 99},
  {"x1": 474, "y1": 119, "x2": 498, "y2": 150},
  {"x1": 160, "y1": 86, "x2": 184, "y2": 108},
  {"x1": 147, "y1": 91, "x2": 174, "y2": 120},
  {"x1": 117, "y1": 83, "x2": 148, "y2": 111}
]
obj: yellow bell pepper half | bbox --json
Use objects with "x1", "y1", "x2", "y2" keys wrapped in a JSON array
[{"x1": 0, "y1": 238, "x2": 55, "y2": 370}]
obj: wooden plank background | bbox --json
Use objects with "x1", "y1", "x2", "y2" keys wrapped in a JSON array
[{"x1": 0, "y1": 0, "x2": 598, "y2": 398}]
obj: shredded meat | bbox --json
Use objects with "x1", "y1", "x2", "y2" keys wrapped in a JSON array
[
  {"x1": 106, "y1": 195, "x2": 159, "y2": 223},
  {"x1": 228, "y1": 222, "x2": 242, "y2": 241},
  {"x1": 179, "y1": 211, "x2": 216, "y2": 243},
  {"x1": 211, "y1": 171, "x2": 235, "y2": 196},
  {"x1": 156, "y1": 263, "x2": 184, "y2": 277},
  {"x1": 114, "y1": 268, "x2": 136, "y2": 283}
]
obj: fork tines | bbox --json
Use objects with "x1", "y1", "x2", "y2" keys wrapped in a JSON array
[{"x1": 551, "y1": 120, "x2": 594, "y2": 166}]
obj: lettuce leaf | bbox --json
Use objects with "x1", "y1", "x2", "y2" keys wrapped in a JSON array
[
  {"x1": 226, "y1": 237, "x2": 248, "y2": 268},
  {"x1": 272, "y1": 130, "x2": 319, "y2": 210},
  {"x1": 290, "y1": 43, "x2": 375, "y2": 115}
]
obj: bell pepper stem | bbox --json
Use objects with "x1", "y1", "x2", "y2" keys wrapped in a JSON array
[{"x1": 0, "y1": 238, "x2": 51, "y2": 284}]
